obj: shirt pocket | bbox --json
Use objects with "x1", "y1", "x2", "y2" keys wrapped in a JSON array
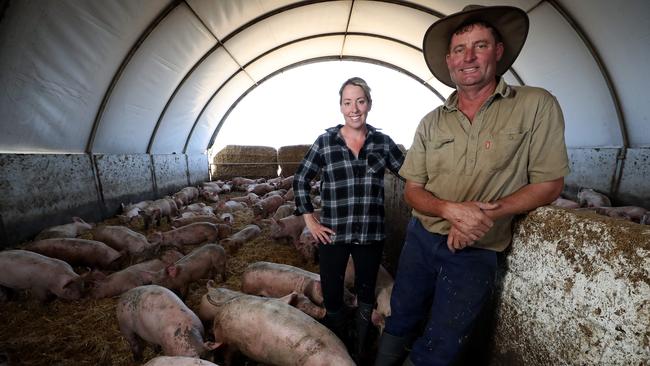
[
  {"x1": 490, "y1": 130, "x2": 527, "y2": 171},
  {"x1": 367, "y1": 152, "x2": 386, "y2": 174},
  {"x1": 425, "y1": 135, "x2": 455, "y2": 174}
]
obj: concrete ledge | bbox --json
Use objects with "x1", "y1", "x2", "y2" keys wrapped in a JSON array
[
  {"x1": 152, "y1": 154, "x2": 188, "y2": 196},
  {"x1": 0, "y1": 154, "x2": 102, "y2": 246},
  {"x1": 94, "y1": 154, "x2": 155, "y2": 216}
]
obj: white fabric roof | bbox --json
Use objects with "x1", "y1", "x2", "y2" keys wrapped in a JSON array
[{"x1": 0, "y1": 0, "x2": 648, "y2": 154}]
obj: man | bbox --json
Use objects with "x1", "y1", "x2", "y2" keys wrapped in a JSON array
[{"x1": 374, "y1": 5, "x2": 569, "y2": 366}]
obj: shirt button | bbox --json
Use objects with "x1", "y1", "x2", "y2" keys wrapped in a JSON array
[{"x1": 471, "y1": 135, "x2": 476, "y2": 140}]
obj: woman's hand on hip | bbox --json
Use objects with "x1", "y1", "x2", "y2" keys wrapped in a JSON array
[{"x1": 304, "y1": 213, "x2": 335, "y2": 244}]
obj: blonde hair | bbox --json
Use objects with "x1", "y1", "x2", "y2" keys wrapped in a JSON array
[{"x1": 339, "y1": 77, "x2": 372, "y2": 107}]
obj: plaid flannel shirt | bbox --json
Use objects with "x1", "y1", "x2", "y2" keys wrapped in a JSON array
[{"x1": 293, "y1": 124, "x2": 405, "y2": 245}]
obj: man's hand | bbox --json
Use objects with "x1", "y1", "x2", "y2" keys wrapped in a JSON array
[
  {"x1": 445, "y1": 201, "x2": 499, "y2": 252},
  {"x1": 304, "y1": 213, "x2": 335, "y2": 244}
]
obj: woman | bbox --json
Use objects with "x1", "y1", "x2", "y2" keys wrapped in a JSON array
[{"x1": 293, "y1": 77, "x2": 404, "y2": 359}]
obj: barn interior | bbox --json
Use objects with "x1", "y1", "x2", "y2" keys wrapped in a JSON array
[{"x1": 0, "y1": 1, "x2": 648, "y2": 365}]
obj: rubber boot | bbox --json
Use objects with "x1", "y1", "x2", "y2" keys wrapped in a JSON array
[
  {"x1": 374, "y1": 332, "x2": 410, "y2": 366},
  {"x1": 324, "y1": 308, "x2": 350, "y2": 349},
  {"x1": 354, "y1": 301, "x2": 374, "y2": 361}
]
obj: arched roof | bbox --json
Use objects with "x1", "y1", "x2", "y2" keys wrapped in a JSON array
[{"x1": 1, "y1": 0, "x2": 648, "y2": 154}]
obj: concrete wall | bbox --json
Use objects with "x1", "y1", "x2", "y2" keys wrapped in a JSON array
[
  {"x1": 0, "y1": 153, "x2": 208, "y2": 247},
  {"x1": 565, "y1": 147, "x2": 650, "y2": 208}
]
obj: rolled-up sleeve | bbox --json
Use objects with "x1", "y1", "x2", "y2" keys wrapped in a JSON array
[{"x1": 527, "y1": 92, "x2": 570, "y2": 183}]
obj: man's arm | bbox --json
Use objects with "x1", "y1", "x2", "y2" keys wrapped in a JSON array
[
  {"x1": 404, "y1": 180, "x2": 498, "y2": 242},
  {"x1": 447, "y1": 177, "x2": 564, "y2": 250},
  {"x1": 484, "y1": 177, "x2": 564, "y2": 220}
]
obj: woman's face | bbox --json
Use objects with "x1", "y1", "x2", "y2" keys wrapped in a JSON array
[{"x1": 340, "y1": 84, "x2": 370, "y2": 130}]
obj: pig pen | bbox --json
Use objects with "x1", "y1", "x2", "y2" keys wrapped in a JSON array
[{"x1": 0, "y1": 190, "x2": 321, "y2": 366}]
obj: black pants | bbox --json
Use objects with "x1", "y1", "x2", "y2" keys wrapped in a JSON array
[{"x1": 318, "y1": 241, "x2": 384, "y2": 312}]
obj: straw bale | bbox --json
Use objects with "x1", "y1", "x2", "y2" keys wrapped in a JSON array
[
  {"x1": 213, "y1": 145, "x2": 277, "y2": 164},
  {"x1": 277, "y1": 144, "x2": 310, "y2": 177},
  {"x1": 211, "y1": 163, "x2": 278, "y2": 181}
]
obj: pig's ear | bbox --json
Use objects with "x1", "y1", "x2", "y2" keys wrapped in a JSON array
[
  {"x1": 279, "y1": 292, "x2": 299, "y2": 306},
  {"x1": 204, "y1": 340, "x2": 222, "y2": 351},
  {"x1": 166, "y1": 265, "x2": 179, "y2": 278},
  {"x1": 206, "y1": 279, "x2": 217, "y2": 289}
]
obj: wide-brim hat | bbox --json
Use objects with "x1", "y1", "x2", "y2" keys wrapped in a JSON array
[{"x1": 423, "y1": 5, "x2": 529, "y2": 88}]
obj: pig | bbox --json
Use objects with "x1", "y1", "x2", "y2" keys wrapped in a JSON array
[
  {"x1": 551, "y1": 197, "x2": 580, "y2": 209},
  {"x1": 116, "y1": 285, "x2": 218, "y2": 361},
  {"x1": 247, "y1": 183, "x2": 275, "y2": 196},
  {"x1": 230, "y1": 177, "x2": 258, "y2": 191},
  {"x1": 577, "y1": 188, "x2": 612, "y2": 208},
  {"x1": 228, "y1": 193, "x2": 259, "y2": 206},
  {"x1": 148, "y1": 222, "x2": 229, "y2": 248},
  {"x1": 23, "y1": 238, "x2": 123, "y2": 269},
  {"x1": 262, "y1": 189, "x2": 288, "y2": 199},
  {"x1": 92, "y1": 225, "x2": 156, "y2": 255},
  {"x1": 372, "y1": 285, "x2": 394, "y2": 334},
  {"x1": 142, "y1": 356, "x2": 219, "y2": 366},
  {"x1": 277, "y1": 175, "x2": 294, "y2": 190},
  {"x1": 219, "y1": 224, "x2": 261, "y2": 253},
  {"x1": 272, "y1": 204, "x2": 296, "y2": 221},
  {"x1": 151, "y1": 244, "x2": 227, "y2": 298},
  {"x1": 241, "y1": 261, "x2": 323, "y2": 306},
  {"x1": 206, "y1": 287, "x2": 355, "y2": 366},
  {"x1": 283, "y1": 188, "x2": 294, "y2": 202},
  {"x1": 119, "y1": 200, "x2": 152, "y2": 224},
  {"x1": 35, "y1": 217, "x2": 94, "y2": 240},
  {"x1": 595, "y1": 206, "x2": 649, "y2": 222},
  {"x1": 213, "y1": 200, "x2": 247, "y2": 213},
  {"x1": 344, "y1": 257, "x2": 394, "y2": 333},
  {"x1": 252, "y1": 195, "x2": 285, "y2": 218},
  {"x1": 181, "y1": 203, "x2": 214, "y2": 216},
  {"x1": 296, "y1": 227, "x2": 319, "y2": 263},
  {"x1": 0, "y1": 250, "x2": 86, "y2": 301},
  {"x1": 173, "y1": 186, "x2": 200, "y2": 208},
  {"x1": 171, "y1": 215, "x2": 225, "y2": 228},
  {"x1": 89, "y1": 250, "x2": 184, "y2": 299},
  {"x1": 199, "y1": 185, "x2": 220, "y2": 202},
  {"x1": 144, "y1": 197, "x2": 179, "y2": 227},
  {"x1": 286, "y1": 292, "x2": 326, "y2": 319},
  {"x1": 270, "y1": 210, "x2": 320, "y2": 244},
  {"x1": 219, "y1": 213, "x2": 234, "y2": 224}
]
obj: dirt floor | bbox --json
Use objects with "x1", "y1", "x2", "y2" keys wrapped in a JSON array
[{"x1": 0, "y1": 191, "x2": 329, "y2": 366}]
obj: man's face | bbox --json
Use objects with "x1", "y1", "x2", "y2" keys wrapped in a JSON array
[
  {"x1": 340, "y1": 84, "x2": 370, "y2": 130},
  {"x1": 445, "y1": 24, "x2": 504, "y2": 90}
]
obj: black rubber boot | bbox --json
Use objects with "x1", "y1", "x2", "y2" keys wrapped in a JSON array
[
  {"x1": 374, "y1": 332, "x2": 410, "y2": 366},
  {"x1": 354, "y1": 301, "x2": 374, "y2": 361},
  {"x1": 324, "y1": 308, "x2": 350, "y2": 349}
]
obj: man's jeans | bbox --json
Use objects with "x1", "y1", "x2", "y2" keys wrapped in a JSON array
[{"x1": 384, "y1": 218, "x2": 497, "y2": 366}]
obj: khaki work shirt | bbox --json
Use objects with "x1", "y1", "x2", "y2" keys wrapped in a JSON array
[{"x1": 399, "y1": 78, "x2": 570, "y2": 251}]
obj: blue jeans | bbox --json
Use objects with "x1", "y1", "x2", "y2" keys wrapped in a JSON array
[{"x1": 384, "y1": 218, "x2": 497, "y2": 366}]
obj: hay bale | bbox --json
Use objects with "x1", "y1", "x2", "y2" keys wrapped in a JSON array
[
  {"x1": 212, "y1": 163, "x2": 278, "y2": 180},
  {"x1": 213, "y1": 145, "x2": 277, "y2": 164},
  {"x1": 278, "y1": 145, "x2": 310, "y2": 177},
  {"x1": 212, "y1": 145, "x2": 278, "y2": 180}
]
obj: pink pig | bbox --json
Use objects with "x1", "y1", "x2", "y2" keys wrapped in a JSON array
[
  {"x1": 0, "y1": 250, "x2": 88, "y2": 301},
  {"x1": 116, "y1": 285, "x2": 218, "y2": 361}
]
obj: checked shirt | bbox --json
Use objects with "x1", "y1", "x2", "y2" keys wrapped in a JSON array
[{"x1": 293, "y1": 124, "x2": 404, "y2": 245}]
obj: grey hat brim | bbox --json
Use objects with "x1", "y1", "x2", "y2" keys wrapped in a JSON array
[{"x1": 423, "y1": 5, "x2": 529, "y2": 88}]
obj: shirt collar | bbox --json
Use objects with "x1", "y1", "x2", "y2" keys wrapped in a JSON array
[
  {"x1": 326, "y1": 123, "x2": 377, "y2": 136},
  {"x1": 442, "y1": 77, "x2": 512, "y2": 112}
]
